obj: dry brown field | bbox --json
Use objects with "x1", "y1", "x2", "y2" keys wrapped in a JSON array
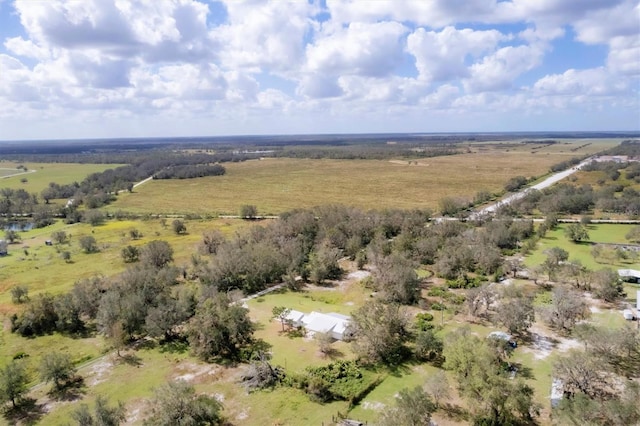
[{"x1": 109, "y1": 139, "x2": 613, "y2": 215}]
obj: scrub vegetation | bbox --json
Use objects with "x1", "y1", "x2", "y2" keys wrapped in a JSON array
[{"x1": 0, "y1": 136, "x2": 638, "y2": 425}]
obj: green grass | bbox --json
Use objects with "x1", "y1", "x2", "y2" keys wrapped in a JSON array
[
  {"x1": 0, "y1": 162, "x2": 122, "y2": 193},
  {"x1": 524, "y1": 224, "x2": 640, "y2": 271}
]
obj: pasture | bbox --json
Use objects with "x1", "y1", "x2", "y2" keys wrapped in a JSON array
[
  {"x1": 110, "y1": 145, "x2": 595, "y2": 215},
  {"x1": 524, "y1": 223, "x2": 640, "y2": 271},
  {"x1": 0, "y1": 162, "x2": 121, "y2": 193}
]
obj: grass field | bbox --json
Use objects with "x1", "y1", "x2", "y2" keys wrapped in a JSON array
[
  {"x1": 110, "y1": 148, "x2": 591, "y2": 215},
  {"x1": 0, "y1": 162, "x2": 122, "y2": 193},
  {"x1": 524, "y1": 224, "x2": 640, "y2": 271}
]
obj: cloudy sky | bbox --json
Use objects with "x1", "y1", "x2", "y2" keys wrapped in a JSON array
[{"x1": 0, "y1": 0, "x2": 638, "y2": 140}]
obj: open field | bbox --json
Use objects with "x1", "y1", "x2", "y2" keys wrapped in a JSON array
[
  {"x1": 0, "y1": 162, "x2": 122, "y2": 193},
  {"x1": 0, "y1": 218, "x2": 248, "y2": 313},
  {"x1": 110, "y1": 145, "x2": 599, "y2": 215},
  {"x1": 524, "y1": 224, "x2": 640, "y2": 271}
]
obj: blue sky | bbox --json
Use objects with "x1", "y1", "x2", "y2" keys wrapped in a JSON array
[{"x1": 0, "y1": 0, "x2": 638, "y2": 140}]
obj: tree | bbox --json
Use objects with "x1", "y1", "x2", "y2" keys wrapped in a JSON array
[
  {"x1": 371, "y1": 254, "x2": 421, "y2": 305},
  {"x1": 625, "y1": 225, "x2": 640, "y2": 243},
  {"x1": 172, "y1": 219, "x2": 187, "y2": 235},
  {"x1": 542, "y1": 286, "x2": 589, "y2": 332},
  {"x1": 72, "y1": 395, "x2": 126, "y2": 426},
  {"x1": 591, "y1": 268, "x2": 624, "y2": 302},
  {"x1": 377, "y1": 386, "x2": 436, "y2": 426},
  {"x1": 565, "y1": 223, "x2": 589, "y2": 243},
  {"x1": 272, "y1": 306, "x2": 291, "y2": 332},
  {"x1": 39, "y1": 352, "x2": 76, "y2": 391},
  {"x1": 62, "y1": 251, "x2": 72, "y2": 263},
  {"x1": 240, "y1": 204, "x2": 257, "y2": 219},
  {"x1": 0, "y1": 360, "x2": 29, "y2": 408},
  {"x1": 424, "y1": 370, "x2": 450, "y2": 408},
  {"x1": 4, "y1": 230, "x2": 20, "y2": 244},
  {"x1": 443, "y1": 329, "x2": 538, "y2": 424},
  {"x1": 144, "y1": 380, "x2": 223, "y2": 426},
  {"x1": 348, "y1": 301, "x2": 410, "y2": 365},
  {"x1": 79, "y1": 235, "x2": 99, "y2": 253},
  {"x1": 10, "y1": 285, "x2": 28, "y2": 304},
  {"x1": 306, "y1": 242, "x2": 342, "y2": 284},
  {"x1": 83, "y1": 209, "x2": 106, "y2": 226},
  {"x1": 315, "y1": 332, "x2": 335, "y2": 356},
  {"x1": 495, "y1": 290, "x2": 535, "y2": 336},
  {"x1": 187, "y1": 294, "x2": 255, "y2": 361},
  {"x1": 413, "y1": 328, "x2": 443, "y2": 361},
  {"x1": 121, "y1": 245, "x2": 139, "y2": 263},
  {"x1": 51, "y1": 230, "x2": 69, "y2": 244},
  {"x1": 140, "y1": 240, "x2": 173, "y2": 269},
  {"x1": 129, "y1": 228, "x2": 142, "y2": 240}
]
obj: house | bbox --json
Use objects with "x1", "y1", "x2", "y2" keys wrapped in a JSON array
[{"x1": 280, "y1": 310, "x2": 351, "y2": 340}]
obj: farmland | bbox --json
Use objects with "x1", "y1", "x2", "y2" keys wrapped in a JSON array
[
  {"x1": 0, "y1": 137, "x2": 638, "y2": 425},
  {"x1": 110, "y1": 140, "x2": 604, "y2": 215}
]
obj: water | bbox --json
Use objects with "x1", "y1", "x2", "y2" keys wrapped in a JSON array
[{"x1": 3, "y1": 222, "x2": 34, "y2": 231}]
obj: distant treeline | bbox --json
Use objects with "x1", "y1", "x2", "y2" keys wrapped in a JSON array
[
  {"x1": 272, "y1": 145, "x2": 460, "y2": 160},
  {"x1": 600, "y1": 140, "x2": 640, "y2": 157}
]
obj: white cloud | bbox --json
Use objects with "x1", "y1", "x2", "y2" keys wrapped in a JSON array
[
  {"x1": 407, "y1": 26, "x2": 506, "y2": 82},
  {"x1": 464, "y1": 44, "x2": 544, "y2": 92},
  {"x1": 0, "y1": 0, "x2": 637, "y2": 138}
]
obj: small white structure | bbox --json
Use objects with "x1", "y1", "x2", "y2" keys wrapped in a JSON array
[
  {"x1": 279, "y1": 310, "x2": 351, "y2": 340},
  {"x1": 623, "y1": 309, "x2": 636, "y2": 321},
  {"x1": 551, "y1": 378, "x2": 564, "y2": 408},
  {"x1": 284, "y1": 310, "x2": 306, "y2": 327},
  {"x1": 618, "y1": 269, "x2": 640, "y2": 283}
]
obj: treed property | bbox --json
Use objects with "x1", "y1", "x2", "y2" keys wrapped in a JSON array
[{"x1": 0, "y1": 135, "x2": 639, "y2": 426}]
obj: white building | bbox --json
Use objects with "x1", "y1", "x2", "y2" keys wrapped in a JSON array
[{"x1": 281, "y1": 310, "x2": 351, "y2": 340}]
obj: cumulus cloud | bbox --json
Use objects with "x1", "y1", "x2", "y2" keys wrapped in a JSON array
[{"x1": 0, "y1": 0, "x2": 637, "y2": 138}]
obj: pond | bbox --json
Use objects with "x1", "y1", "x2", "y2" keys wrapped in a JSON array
[{"x1": 3, "y1": 222, "x2": 35, "y2": 231}]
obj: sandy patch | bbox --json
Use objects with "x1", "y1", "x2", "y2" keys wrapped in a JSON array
[
  {"x1": 86, "y1": 358, "x2": 114, "y2": 386},
  {"x1": 362, "y1": 401, "x2": 385, "y2": 411},
  {"x1": 348, "y1": 270, "x2": 370, "y2": 280},
  {"x1": 173, "y1": 362, "x2": 220, "y2": 384}
]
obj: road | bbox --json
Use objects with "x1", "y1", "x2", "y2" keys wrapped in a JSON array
[{"x1": 471, "y1": 158, "x2": 594, "y2": 219}]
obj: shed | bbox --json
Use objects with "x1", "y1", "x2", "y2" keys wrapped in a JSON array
[
  {"x1": 618, "y1": 269, "x2": 640, "y2": 283},
  {"x1": 623, "y1": 309, "x2": 636, "y2": 321},
  {"x1": 550, "y1": 378, "x2": 564, "y2": 408}
]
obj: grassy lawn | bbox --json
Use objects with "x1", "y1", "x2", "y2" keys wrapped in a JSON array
[
  {"x1": 109, "y1": 149, "x2": 581, "y2": 215},
  {"x1": 0, "y1": 162, "x2": 122, "y2": 193},
  {"x1": 0, "y1": 218, "x2": 248, "y2": 311},
  {"x1": 524, "y1": 224, "x2": 640, "y2": 271}
]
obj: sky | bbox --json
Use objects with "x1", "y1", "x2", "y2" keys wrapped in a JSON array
[{"x1": 0, "y1": 0, "x2": 638, "y2": 140}]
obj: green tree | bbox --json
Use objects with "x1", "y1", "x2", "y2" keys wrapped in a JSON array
[
  {"x1": 348, "y1": 301, "x2": 410, "y2": 365},
  {"x1": 121, "y1": 245, "x2": 139, "y2": 263},
  {"x1": 10, "y1": 285, "x2": 28, "y2": 304},
  {"x1": 495, "y1": 289, "x2": 535, "y2": 336},
  {"x1": 140, "y1": 240, "x2": 173, "y2": 269},
  {"x1": 239, "y1": 204, "x2": 257, "y2": 219},
  {"x1": 377, "y1": 386, "x2": 436, "y2": 426},
  {"x1": 4, "y1": 230, "x2": 20, "y2": 244},
  {"x1": 72, "y1": 395, "x2": 126, "y2": 426},
  {"x1": 172, "y1": 219, "x2": 187, "y2": 235},
  {"x1": 565, "y1": 223, "x2": 589, "y2": 243},
  {"x1": 0, "y1": 360, "x2": 29, "y2": 408},
  {"x1": 187, "y1": 294, "x2": 255, "y2": 361},
  {"x1": 51, "y1": 230, "x2": 68, "y2": 244},
  {"x1": 79, "y1": 235, "x2": 99, "y2": 253},
  {"x1": 272, "y1": 306, "x2": 291, "y2": 332},
  {"x1": 144, "y1": 380, "x2": 223, "y2": 426},
  {"x1": 591, "y1": 268, "x2": 624, "y2": 302},
  {"x1": 39, "y1": 352, "x2": 76, "y2": 391}
]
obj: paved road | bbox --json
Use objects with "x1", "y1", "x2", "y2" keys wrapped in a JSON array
[{"x1": 471, "y1": 158, "x2": 594, "y2": 219}]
